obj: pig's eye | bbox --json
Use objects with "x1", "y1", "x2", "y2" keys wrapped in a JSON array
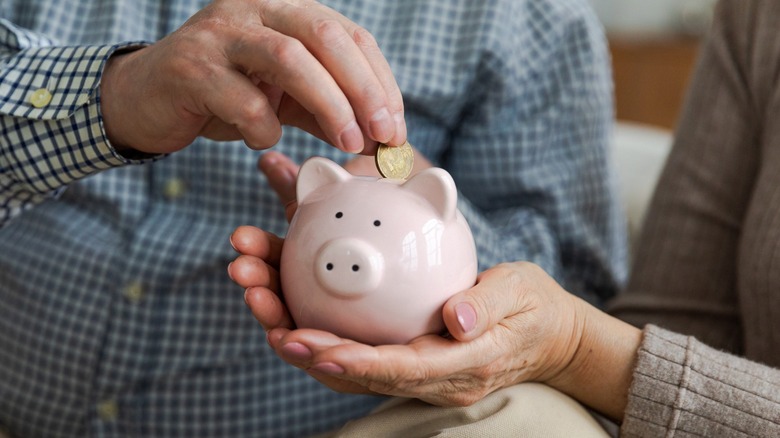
[
  {"x1": 373, "y1": 220, "x2": 381, "y2": 227},
  {"x1": 335, "y1": 212, "x2": 343, "y2": 219}
]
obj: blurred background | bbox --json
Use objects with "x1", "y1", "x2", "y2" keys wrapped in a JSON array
[
  {"x1": 587, "y1": 0, "x2": 718, "y2": 248},
  {"x1": 590, "y1": 0, "x2": 717, "y2": 130}
]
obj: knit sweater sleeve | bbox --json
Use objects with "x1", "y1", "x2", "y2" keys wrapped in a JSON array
[{"x1": 621, "y1": 325, "x2": 780, "y2": 437}]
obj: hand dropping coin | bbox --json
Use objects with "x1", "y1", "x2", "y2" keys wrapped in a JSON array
[{"x1": 375, "y1": 140, "x2": 414, "y2": 179}]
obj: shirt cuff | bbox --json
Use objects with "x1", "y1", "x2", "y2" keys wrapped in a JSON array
[{"x1": 0, "y1": 40, "x2": 153, "y2": 226}]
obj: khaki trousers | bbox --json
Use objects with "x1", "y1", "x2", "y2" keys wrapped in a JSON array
[{"x1": 322, "y1": 383, "x2": 610, "y2": 437}]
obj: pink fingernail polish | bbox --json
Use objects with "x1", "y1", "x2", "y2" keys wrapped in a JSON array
[
  {"x1": 455, "y1": 302, "x2": 477, "y2": 333},
  {"x1": 310, "y1": 362, "x2": 345, "y2": 375},
  {"x1": 281, "y1": 342, "x2": 312, "y2": 361}
]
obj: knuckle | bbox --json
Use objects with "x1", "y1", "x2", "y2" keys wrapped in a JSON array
[
  {"x1": 269, "y1": 38, "x2": 308, "y2": 69},
  {"x1": 247, "y1": 127, "x2": 282, "y2": 150},
  {"x1": 352, "y1": 26, "x2": 379, "y2": 51},
  {"x1": 239, "y1": 97, "x2": 273, "y2": 122},
  {"x1": 311, "y1": 18, "x2": 350, "y2": 48},
  {"x1": 474, "y1": 364, "x2": 497, "y2": 383}
]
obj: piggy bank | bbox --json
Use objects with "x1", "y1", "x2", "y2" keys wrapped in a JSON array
[{"x1": 280, "y1": 157, "x2": 478, "y2": 345}]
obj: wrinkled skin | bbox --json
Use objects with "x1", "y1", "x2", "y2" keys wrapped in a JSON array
[
  {"x1": 229, "y1": 151, "x2": 642, "y2": 422},
  {"x1": 101, "y1": 0, "x2": 407, "y2": 155}
]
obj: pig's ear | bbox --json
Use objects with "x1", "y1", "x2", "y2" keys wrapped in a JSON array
[
  {"x1": 401, "y1": 168, "x2": 457, "y2": 221},
  {"x1": 296, "y1": 157, "x2": 352, "y2": 203}
]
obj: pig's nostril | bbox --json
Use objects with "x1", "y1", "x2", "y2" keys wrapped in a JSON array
[
  {"x1": 326, "y1": 263, "x2": 334, "y2": 271},
  {"x1": 352, "y1": 265, "x2": 359, "y2": 272}
]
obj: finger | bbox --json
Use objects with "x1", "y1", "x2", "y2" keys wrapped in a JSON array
[
  {"x1": 245, "y1": 286, "x2": 294, "y2": 331},
  {"x1": 261, "y1": 2, "x2": 400, "y2": 145},
  {"x1": 346, "y1": 23, "x2": 406, "y2": 146},
  {"x1": 259, "y1": 151, "x2": 299, "y2": 222},
  {"x1": 281, "y1": 331, "x2": 493, "y2": 403},
  {"x1": 230, "y1": 225, "x2": 283, "y2": 267},
  {"x1": 305, "y1": 370, "x2": 376, "y2": 396},
  {"x1": 228, "y1": 27, "x2": 365, "y2": 153},
  {"x1": 200, "y1": 67, "x2": 284, "y2": 150},
  {"x1": 273, "y1": 329, "x2": 377, "y2": 395},
  {"x1": 276, "y1": 97, "x2": 378, "y2": 155},
  {"x1": 275, "y1": 329, "x2": 353, "y2": 368},
  {"x1": 229, "y1": 254, "x2": 280, "y2": 290},
  {"x1": 258, "y1": 151, "x2": 298, "y2": 204},
  {"x1": 442, "y1": 263, "x2": 532, "y2": 342},
  {"x1": 306, "y1": 335, "x2": 461, "y2": 399},
  {"x1": 281, "y1": 330, "x2": 442, "y2": 377}
]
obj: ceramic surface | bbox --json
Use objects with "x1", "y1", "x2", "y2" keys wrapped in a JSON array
[{"x1": 280, "y1": 157, "x2": 478, "y2": 345}]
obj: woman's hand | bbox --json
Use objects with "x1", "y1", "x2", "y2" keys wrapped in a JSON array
[
  {"x1": 231, "y1": 222, "x2": 589, "y2": 406},
  {"x1": 230, "y1": 151, "x2": 641, "y2": 421},
  {"x1": 258, "y1": 262, "x2": 587, "y2": 407}
]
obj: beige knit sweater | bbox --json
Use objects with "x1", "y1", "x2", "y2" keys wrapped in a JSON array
[{"x1": 609, "y1": 1, "x2": 780, "y2": 436}]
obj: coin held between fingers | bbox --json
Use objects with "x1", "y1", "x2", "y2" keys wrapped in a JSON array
[{"x1": 375, "y1": 140, "x2": 414, "y2": 179}]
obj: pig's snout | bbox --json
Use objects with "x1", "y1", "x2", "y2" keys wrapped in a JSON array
[{"x1": 314, "y1": 238, "x2": 384, "y2": 298}]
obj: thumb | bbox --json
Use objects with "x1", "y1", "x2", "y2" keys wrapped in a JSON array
[
  {"x1": 258, "y1": 151, "x2": 299, "y2": 222},
  {"x1": 442, "y1": 263, "x2": 529, "y2": 342}
]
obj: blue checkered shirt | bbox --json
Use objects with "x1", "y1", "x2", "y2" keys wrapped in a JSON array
[{"x1": 0, "y1": 0, "x2": 627, "y2": 436}]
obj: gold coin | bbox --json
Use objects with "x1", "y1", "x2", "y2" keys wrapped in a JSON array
[{"x1": 375, "y1": 141, "x2": 414, "y2": 179}]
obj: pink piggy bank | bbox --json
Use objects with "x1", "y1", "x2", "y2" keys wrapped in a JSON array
[{"x1": 280, "y1": 157, "x2": 478, "y2": 345}]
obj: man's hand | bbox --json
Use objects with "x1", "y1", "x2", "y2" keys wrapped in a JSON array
[{"x1": 101, "y1": 0, "x2": 407, "y2": 155}]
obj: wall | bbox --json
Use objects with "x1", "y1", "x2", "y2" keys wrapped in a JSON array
[{"x1": 588, "y1": 0, "x2": 717, "y2": 130}]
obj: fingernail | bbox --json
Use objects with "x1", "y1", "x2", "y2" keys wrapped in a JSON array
[
  {"x1": 310, "y1": 362, "x2": 345, "y2": 375},
  {"x1": 267, "y1": 329, "x2": 285, "y2": 348},
  {"x1": 229, "y1": 234, "x2": 237, "y2": 251},
  {"x1": 455, "y1": 302, "x2": 477, "y2": 333},
  {"x1": 369, "y1": 108, "x2": 394, "y2": 143},
  {"x1": 262, "y1": 152, "x2": 279, "y2": 166},
  {"x1": 394, "y1": 112, "x2": 407, "y2": 144},
  {"x1": 243, "y1": 288, "x2": 251, "y2": 305},
  {"x1": 339, "y1": 120, "x2": 364, "y2": 153},
  {"x1": 281, "y1": 342, "x2": 312, "y2": 361},
  {"x1": 227, "y1": 262, "x2": 234, "y2": 281}
]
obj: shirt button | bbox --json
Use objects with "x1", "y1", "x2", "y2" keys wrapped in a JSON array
[
  {"x1": 76, "y1": 93, "x2": 90, "y2": 106},
  {"x1": 123, "y1": 281, "x2": 145, "y2": 303},
  {"x1": 29, "y1": 88, "x2": 53, "y2": 108},
  {"x1": 163, "y1": 178, "x2": 187, "y2": 200},
  {"x1": 97, "y1": 399, "x2": 118, "y2": 421}
]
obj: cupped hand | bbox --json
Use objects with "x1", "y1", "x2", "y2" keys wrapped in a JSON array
[
  {"x1": 229, "y1": 147, "x2": 433, "y2": 308},
  {"x1": 229, "y1": 225, "x2": 292, "y2": 331},
  {"x1": 259, "y1": 262, "x2": 588, "y2": 407},
  {"x1": 101, "y1": 0, "x2": 406, "y2": 155}
]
